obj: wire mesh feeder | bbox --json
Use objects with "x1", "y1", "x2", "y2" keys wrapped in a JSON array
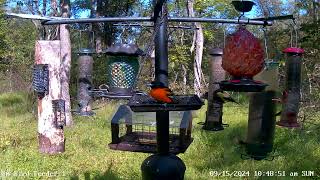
[
  {"x1": 128, "y1": 93, "x2": 204, "y2": 112},
  {"x1": 109, "y1": 105, "x2": 193, "y2": 154},
  {"x1": 104, "y1": 44, "x2": 143, "y2": 96}
]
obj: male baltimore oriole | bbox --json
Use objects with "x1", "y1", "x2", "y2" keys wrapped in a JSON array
[{"x1": 149, "y1": 81, "x2": 173, "y2": 103}]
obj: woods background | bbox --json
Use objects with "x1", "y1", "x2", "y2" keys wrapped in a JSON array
[{"x1": 0, "y1": 0, "x2": 319, "y2": 105}]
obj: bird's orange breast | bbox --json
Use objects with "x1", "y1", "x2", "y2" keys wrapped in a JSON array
[{"x1": 149, "y1": 88, "x2": 173, "y2": 103}]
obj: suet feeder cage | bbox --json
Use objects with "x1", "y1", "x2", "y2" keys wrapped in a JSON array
[
  {"x1": 220, "y1": 26, "x2": 267, "y2": 92},
  {"x1": 52, "y1": 99, "x2": 66, "y2": 129},
  {"x1": 109, "y1": 105, "x2": 193, "y2": 154},
  {"x1": 105, "y1": 44, "x2": 143, "y2": 96},
  {"x1": 32, "y1": 64, "x2": 49, "y2": 98}
]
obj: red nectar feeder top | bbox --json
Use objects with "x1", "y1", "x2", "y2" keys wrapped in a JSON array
[
  {"x1": 222, "y1": 26, "x2": 265, "y2": 78},
  {"x1": 283, "y1": 47, "x2": 305, "y2": 54}
]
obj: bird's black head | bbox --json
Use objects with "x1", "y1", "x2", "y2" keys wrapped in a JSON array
[{"x1": 149, "y1": 81, "x2": 167, "y2": 88}]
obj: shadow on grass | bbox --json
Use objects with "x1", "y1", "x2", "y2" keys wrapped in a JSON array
[{"x1": 70, "y1": 163, "x2": 121, "y2": 180}]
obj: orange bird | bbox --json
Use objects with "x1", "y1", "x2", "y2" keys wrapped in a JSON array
[{"x1": 149, "y1": 81, "x2": 173, "y2": 103}]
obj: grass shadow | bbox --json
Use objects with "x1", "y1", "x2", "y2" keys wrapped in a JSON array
[{"x1": 70, "y1": 163, "x2": 121, "y2": 180}]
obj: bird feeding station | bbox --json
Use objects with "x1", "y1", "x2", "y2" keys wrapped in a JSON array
[
  {"x1": 242, "y1": 61, "x2": 279, "y2": 160},
  {"x1": 109, "y1": 105, "x2": 193, "y2": 154},
  {"x1": 37, "y1": 0, "x2": 297, "y2": 178},
  {"x1": 104, "y1": 44, "x2": 143, "y2": 96},
  {"x1": 276, "y1": 47, "x2": 304, "y2": 128},
  {"x1": 75, "y1": 27, "x2": 95, "y2": 116}
]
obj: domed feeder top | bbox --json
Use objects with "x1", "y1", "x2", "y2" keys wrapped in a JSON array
[
  {"x1": 105, "y1": 44, "x2": 144, "y2": 57},
  {"x1": 283, "y1": 47, "x2": 305, "y2": 54},
  {"x1": 209, "y1": 48, "x2": 223, "y2": 56},
  {"x1": 232, "y1": 1, "x2": 255, "y2": 13}
]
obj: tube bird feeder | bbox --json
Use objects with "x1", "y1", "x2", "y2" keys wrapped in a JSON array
[
  {"x1": 276, "y1": 47, "x2": 304, "y2": 128},
  {"x1": 105, "y1": 44, "x2": 143, "y2": 96},
  {"x1": 244, "y1": 61, "x2": 279, "y2": 160},
  {"x1": 75, "y1": 29, "x2": 95, "y2": 116},
  {"x1": 203, "y1": 48, "x2": 227, "y2": 131}
]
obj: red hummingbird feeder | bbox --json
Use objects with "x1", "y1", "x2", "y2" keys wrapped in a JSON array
[{"x1": 219, "y1": 26, "x2": 267, "y2": 92}]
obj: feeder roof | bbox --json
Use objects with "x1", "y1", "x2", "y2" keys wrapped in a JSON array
[
  {"x1": 209, "y1": 48, "x2": 223, "y2": 56},
  {"x1": 283, "y1": 47, "x2": 305, "y2": 54},
  {"x1": 105, "y1": 44, "x2": 144, "y2": 56}
]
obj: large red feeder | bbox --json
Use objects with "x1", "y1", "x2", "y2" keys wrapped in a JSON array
[{"x1": 220, "y1": 26, "x2": 267, "y2": 92}]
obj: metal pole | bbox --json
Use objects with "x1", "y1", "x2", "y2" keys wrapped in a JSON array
[
  {"x1": 154, "y1": 0, "x2": 169, "y2": 154},
  {"x1": 141, "y1": 1, "x2": 186, "y2": 179},
  {"x1": 156, "y1": 111, "x2": 169, "y2": 154},
  {"x1": 42, "y1": 17, "x2": 272, "y2": 26}
]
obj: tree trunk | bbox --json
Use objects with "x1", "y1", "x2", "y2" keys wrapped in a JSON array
[
  {"x1": 187, "y1": 0, "x2": 204, "y2": 96},
  {"x1": 60, "y1": 0, "x2": 73, "y2": 126},
  {"x1": 35, "y1": 40, "x2": 65, "y2": 154}
]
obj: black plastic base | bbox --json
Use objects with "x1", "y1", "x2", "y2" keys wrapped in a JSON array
[
  {"x1": 244, "y1": 143, "x2": 273, "y2": 161},
  {"x1": 141, "y1": 154, "x2": 186, "y2": 180},
  {"x1": 219, "y1": 79, "x2": 267, "y2": 92},
  {"x1": 202, "y1": 121, "x2": 224, "y2": 131}
]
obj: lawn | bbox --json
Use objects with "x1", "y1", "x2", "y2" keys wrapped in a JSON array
[{"x1": 0, "y1": 92, "x2": 319, "y2": 180}]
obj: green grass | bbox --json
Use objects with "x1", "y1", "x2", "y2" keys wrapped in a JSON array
[{"x1": 0, "y1": 92, "x2": 319, "y2": 180}]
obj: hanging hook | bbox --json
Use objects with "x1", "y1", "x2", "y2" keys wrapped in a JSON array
[
  {"x1": 291, "y1": 19, "x2": 298, "y2": 47},
  {"x1": 262, "y1": 26, "x2": 269, "y2": 60},
  {"x1": 238, "y1": 12, "x2": 245, "y2": 24}
]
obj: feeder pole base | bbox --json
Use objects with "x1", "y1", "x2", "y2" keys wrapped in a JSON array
[
  {"x1": 202, "y1": 121, "x2": 224, "y2": 131},
  {"x1": 141, "y1": 153, "x2": 186, "y2": 180}
]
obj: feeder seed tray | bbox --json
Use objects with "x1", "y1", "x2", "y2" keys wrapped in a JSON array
[
  {"x1": 109, "y1": 132, "x2": 193, "y2": 154},
  {"x1": 219, "y1": 79, "x2": 267, "y2": 92},
  {"x1": 128, "y1": 94, "x2": 204, "y2": 112}
]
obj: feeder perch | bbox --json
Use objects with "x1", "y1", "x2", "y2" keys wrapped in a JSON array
[
  {"x1": 32, "y1": 64, "x2": 49, "y2": 98},
  {"x1": 277, "y1": 47, "x2": 304, "y2": 128},
  {"x1": 109, "y1": 105, "x2": 193, "y2": 154},
  {"x1": 232, "y1": 1, "x2": 255, "y2": 13},
  {"x1": 127, "y1": 94, "x2": 204, "y2": 112},
  {"x1": 52, "y1": 99, "x2": 66, "y2": 129},
  {"x1": 220, "y1": 26, "x2": 267, "y2": 92},
  {"x1": 104, "y1": 44, "x2": 143, "y2": 96}
]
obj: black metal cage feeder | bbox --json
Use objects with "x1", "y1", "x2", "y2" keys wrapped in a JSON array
[
  {"x1": 109, "y1": 105, "x2": 193, "y2": 154},
  {"x1": 103, "y1": 44, "x2": 143, "y2": 97},
  {"x1": 32, "y1": 64, "x2": 49, "y2": 98},
  {"x1": 52, "y1": 99, "x2": 66, "y2": 129}
]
